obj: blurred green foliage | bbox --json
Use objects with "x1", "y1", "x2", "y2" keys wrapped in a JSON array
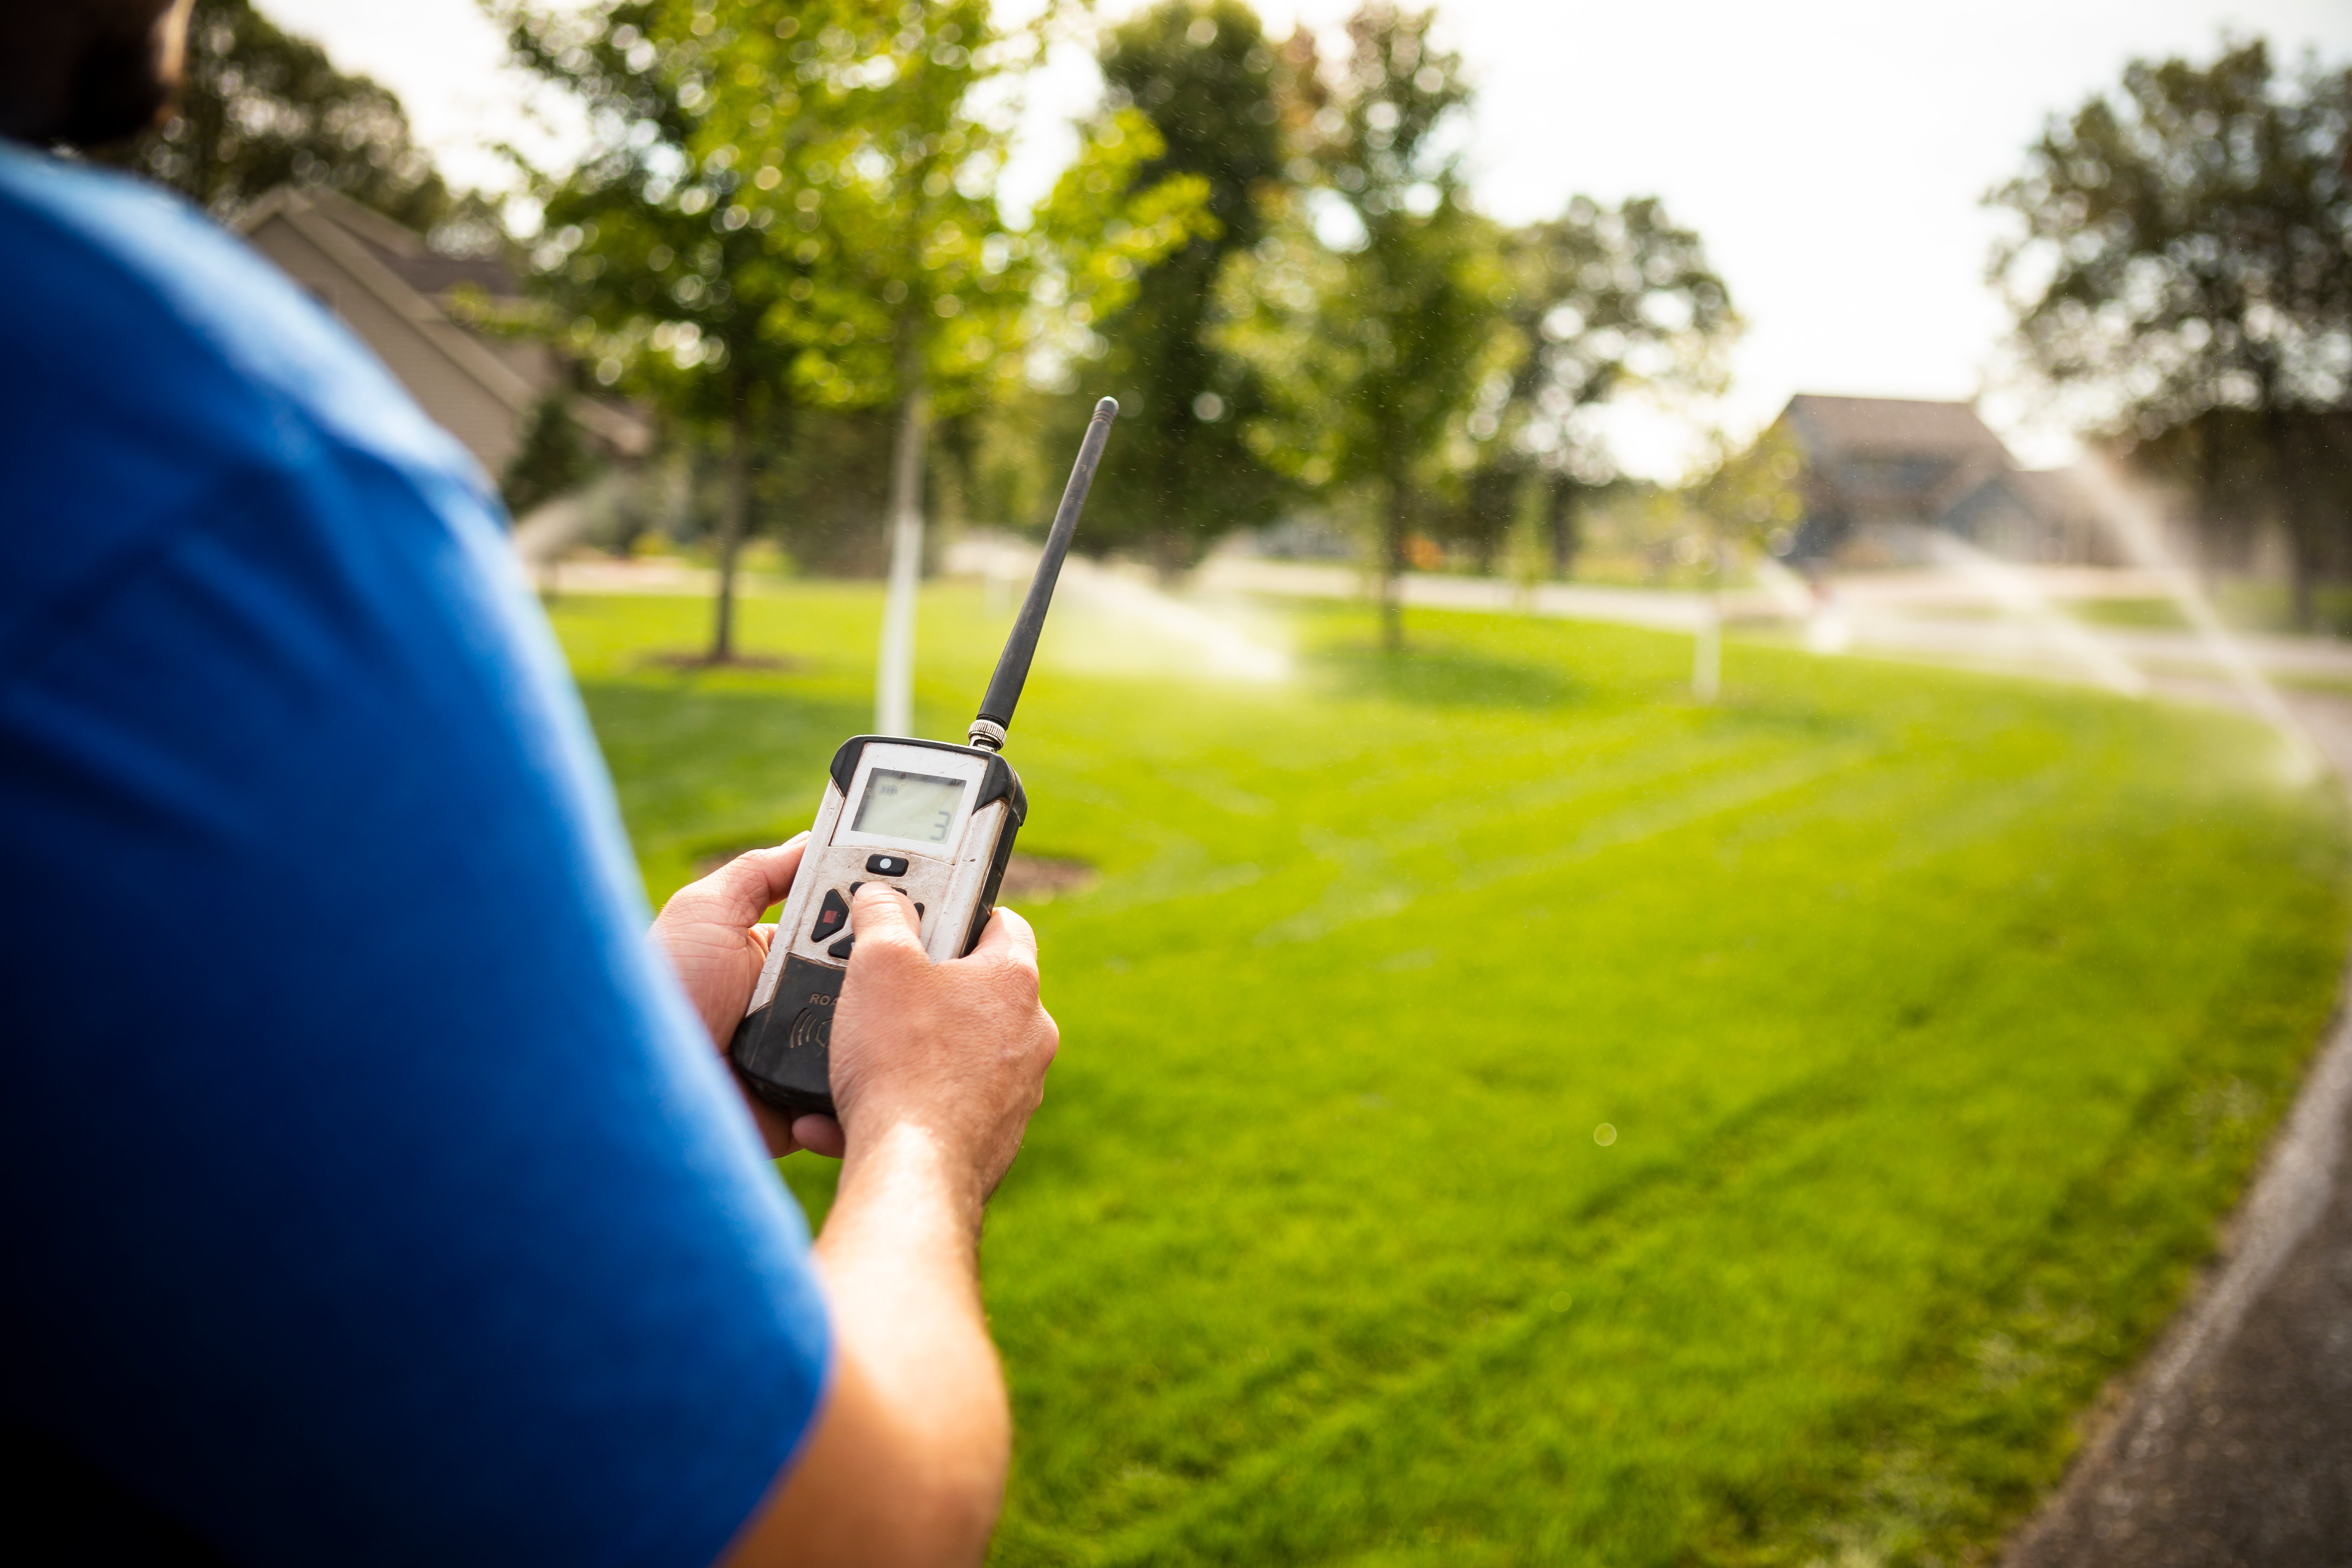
[
  {"x1": 1216, "y1": 6, "x2": 1502, "y2": 649},
  {"x1": 123, "y1": 0, "x2": 1751, "y2": 608},
  {"x1": 1474, "y1": 196, "x2": 1739, "y2": 576},
  {"x1": 1992, "y1": 38, "x2": 2352, "y2": 626},
  {"x1": 1068, "y1": 0, "x2": 1292, "y2": 572},
  {"x1": 103, "y1": 0, "x2": 451, "y2": 228},
  {"x1": 495, "y1": 0, "x2": 1203, "y2": 656}
]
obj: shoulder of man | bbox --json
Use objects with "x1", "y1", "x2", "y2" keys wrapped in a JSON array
[{"x1": 0, "y1": 147, "x2": 496, "y2": 678}]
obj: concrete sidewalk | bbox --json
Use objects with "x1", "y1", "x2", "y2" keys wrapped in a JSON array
[
  {"x1": 1190, "y1": 555, "x2": 2352, "y2": 687},
  {"x1": 2003, "y1": 691, "x2": 2352, "y2": 1568}
]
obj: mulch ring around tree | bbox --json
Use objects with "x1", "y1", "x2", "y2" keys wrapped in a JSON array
[{"x1": 640, "y1": 651, "x2": 797, "y2": 672}]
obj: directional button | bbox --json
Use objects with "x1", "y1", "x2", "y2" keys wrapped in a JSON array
[
  {"x1": 866, "y1": 854, "x2": 911, "y2": 876},
  {"x1": 809, "y1": 888, "x2": 850, "y2": 944},
  {"x1": 827, "y1": 933, "x2": 856, "y2": 960}
]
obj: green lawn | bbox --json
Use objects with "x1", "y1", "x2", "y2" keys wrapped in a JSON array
[{"x1": 551, "y1": 583, "x2": 2348, "y2": 1568}]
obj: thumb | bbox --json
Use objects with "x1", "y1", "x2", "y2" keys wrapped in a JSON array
[
  {"x1": 960, "y1": 904, "x2": 1038, "y2": 973},
  {"x1": 660, "y1": 834, "x2": 807, "y2": 929},
  {"x1": 848, "y1": 882, "x2": 927, "y2": 957}
]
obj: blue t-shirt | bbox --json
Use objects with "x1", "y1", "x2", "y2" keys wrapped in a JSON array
[{"x1": 0, "y1": 149, "x2": 829, "y2": 1566}]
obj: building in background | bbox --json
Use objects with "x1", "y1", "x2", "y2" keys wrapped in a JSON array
[
  {"x1": 236, "y1": 186, "x2": 647, "y2": 483},
  {"x1": 1774, "y1": 394, "x2": 2109, "y2": 565}
]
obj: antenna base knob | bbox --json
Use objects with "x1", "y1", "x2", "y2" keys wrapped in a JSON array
[{"x1": 967, "y1": 719, "x2": 1008, "y2": 752}]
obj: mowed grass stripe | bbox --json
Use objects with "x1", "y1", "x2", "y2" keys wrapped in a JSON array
[{"x1": 551, "y1": 586, "x2": 2346, "y2": 1567}]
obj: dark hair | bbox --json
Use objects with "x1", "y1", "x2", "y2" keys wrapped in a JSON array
[{"x1": 0, "y1": 1, "x2": 187, "y2": 149}]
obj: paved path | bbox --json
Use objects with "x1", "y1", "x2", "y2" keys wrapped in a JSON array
[
  {"x1": 2003, "y1": 690, "x2": 2352, "y2": 1568},
  {"x1": 1190, "y1": 555, "x2": 2352, "y2": 686}
]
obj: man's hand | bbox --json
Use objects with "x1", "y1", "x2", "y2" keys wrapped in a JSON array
[
  {"x1": 715, "y1": 885, "x2": 1061, "y2": 1568},
  {"x1": 648, "y1": 834, "x2": 843, "y2": 1158},
  {"x1": 651, "y1": 843, "x2": 1058, "y2": 1183},
  {"x1": 829, "y1": 885, "x2": 1058, "y2": 1205}
]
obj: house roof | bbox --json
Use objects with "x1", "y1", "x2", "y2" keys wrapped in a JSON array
[
  {"x1": 235, "y1": 185, "x2": 648, "y2": 460},
  {"x1": 1780, "y1": 394, "x2": 2015, "y2": 465},
  {"x1": 2005, "y1": 467, "x2": 2098, "y2": 524},
  {"x1": 275, "y1": 185, "x2": 524, "y2": 300}
]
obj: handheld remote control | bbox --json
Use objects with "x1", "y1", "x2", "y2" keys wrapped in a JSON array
[{"x1": 729, "y1": 398, "x2": 1118, "y2": 1117}]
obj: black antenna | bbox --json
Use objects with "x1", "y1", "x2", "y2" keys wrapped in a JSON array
[{"x1": 968, "y1": 397, "x2": 1118, "y2": 752}]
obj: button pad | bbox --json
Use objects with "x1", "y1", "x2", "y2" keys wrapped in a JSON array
[{"x1": 808, "y1": 888, "x2": 850, "y2": 944}]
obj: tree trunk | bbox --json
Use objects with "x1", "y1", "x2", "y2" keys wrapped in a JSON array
[
  {"x1": 1379, "y1": 472, "x2": 1410, "y2": 653},
  {"x1": 2265, "y1": 404, "x2": 2320, "y2": 633},
  {"x1": 1546, "y1": 475, "x2": 1581, "y2": 579},
  {"x1": 708, "y1": 376, "x2": 750, "y2": 663},
  {"x1": 875, "y1": 375, "x2": 930, "y2": 735},
  {"x1": 2289, "y1": 517, "x2": 2319, "y2": 633},
  {"x1": 1146, "y1": 527, "x2": 1192, "y2": 586}
]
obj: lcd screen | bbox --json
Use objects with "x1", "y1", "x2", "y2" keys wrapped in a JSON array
[{"x1": 853, "y1": 769, "x2": 965, "y2": 844}]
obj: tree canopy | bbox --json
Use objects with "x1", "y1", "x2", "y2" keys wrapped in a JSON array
[
  {"x1": 1218, "y1": 3, "x2": 1504, "y2": 648},
  {"x1": 496, "y1": 0, "x2": 1204, "y2": 664},
  {"x1": 1073, "y1": 0, "x2": 1292, "y2": 570},
  {"x1": 1462, "y1": 194, "x2": 1737, "y2": 574},
  {"x1": 106, "y1": 0, "x2": 449, "y2": 229},
  {"x1": 1991, "y1": 37, "x2": 2352, "y2": 622}
]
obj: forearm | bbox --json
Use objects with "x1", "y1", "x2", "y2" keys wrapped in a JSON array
[
  {"x1": 819, "y1": 1119, "x2": 989, "y2": 1337},
  {"x1": 707, "y1": 891, "x2": 1053, "y2": 1568},
  {"x1": 813, "y1": 1122, "x2": 1010, "y2": 1558},
  {"x1": 820, "y1": 1119, "x2": 1006, "y2": 1434}
]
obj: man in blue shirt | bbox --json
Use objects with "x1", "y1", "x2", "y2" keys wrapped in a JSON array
[{"x1": 0, "y1": 5, "x2": 1060, "y2": 1564}]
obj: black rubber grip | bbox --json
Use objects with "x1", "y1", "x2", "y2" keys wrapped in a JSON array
[{"x1": 732, "y1": 954, "x2": 844, "y2": 1117}]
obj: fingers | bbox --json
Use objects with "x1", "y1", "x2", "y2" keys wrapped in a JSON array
[
  {"x1": 739, "y1": 1092, "x2": 806, "y2": 1160},
  {"x1": 847, "y1": 882, "x2": 926, "y2": 957},
  {"x1": 662, "y1": 834, "x2": 808, "y2": 928},
  {"x1": 792, "y1": 1113, "x2": 846, "y2": 1159},
  {"x1": 961, "y1": 905, "x2": 1039, "y2": 974}
]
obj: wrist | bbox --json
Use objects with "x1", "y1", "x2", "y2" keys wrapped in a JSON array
[{"x1": 828, "y1": 1116, "x2": 989, "y2": 1250}]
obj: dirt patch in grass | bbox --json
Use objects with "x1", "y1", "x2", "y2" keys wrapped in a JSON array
[
  {"x1": 641, "y1": 650, "x2": 798, "y2": 672},
  {"x1": 996, "y1": 854, "x2": 1099, "y2": 904}
]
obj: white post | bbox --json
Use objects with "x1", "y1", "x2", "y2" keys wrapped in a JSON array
[
  {"x1": 875, "y1": 383, "x2": 929, "y2": 737},
  {"x1": 1693, "y1": 540, "x2": 1722, "y2": 702}
]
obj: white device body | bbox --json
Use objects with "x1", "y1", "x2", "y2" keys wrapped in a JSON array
[{"x1": 748, "y1": 739, "x2": 1017, "y2": 1013}]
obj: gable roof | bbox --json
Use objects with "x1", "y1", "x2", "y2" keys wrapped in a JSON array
[
  {"x1": 238, "y1": 184, "x2": 541, "y2": 405},
  {"x1": 234, "y1": 186, "x2": 647, "y2": 467},
  {"x1": 2004, "y1": 466, "x2": 2098, "y2": 524},
  {"x1": 1781, "y1": 394, "x2": 2015, "y2": 465},
  {"x1": 337, "y1": 203, "x2": 522, "y2": 303}
]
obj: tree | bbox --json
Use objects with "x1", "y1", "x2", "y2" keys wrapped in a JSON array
[
  {"x1": 1686, "y1": 423, "x2": 1805, "y2": 558},
  {"x1": 1217, "y1": 4, "x2": 1505, "y2": 651},
  {"x1": 702, "y1": 1, "x2": 1205, "y2": 728},
  {"x1": 716, "y1": 0, "x2": 1067, "y2": 725},
  {"x1": 506, "y1": 1, "x2": 1203, "y2": 696},
  {"x1": 1074, "y1": 0, "x2": 1291, "y2": 571},
  {"x1": 1990, "y1": 37, "x2": 2352, "y2": 626},
  {"x1": 501, "y1": 387, "x2": 601, "y2": 519},
  {"x1": 496, "y1": 0, "x2": 835, "y2": 664},
  {"x1": 1463, "y1": 196, "x2": 1736, "y2": 576},
  {"x1": 104, "y1": 0, "x2": 449, "y2": 228}
]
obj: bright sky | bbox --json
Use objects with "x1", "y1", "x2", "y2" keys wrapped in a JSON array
[{"x1": 260, "y1": 0, "x2": 2352, "y2": 476}]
